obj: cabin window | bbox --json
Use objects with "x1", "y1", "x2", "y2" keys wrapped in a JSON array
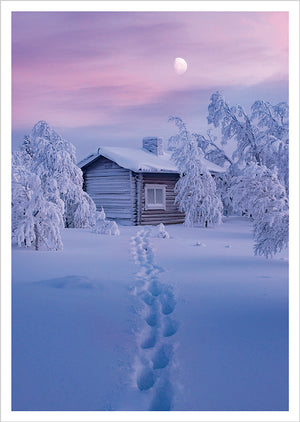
[{"x1": 145, "y1": 184, "x2": 166, "y2": 210}]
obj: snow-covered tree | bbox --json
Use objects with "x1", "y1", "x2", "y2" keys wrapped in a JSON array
[
  {"x1": 228, "y1": 163, "x2": 288, "y2": 258},
  {"x1": 169, "y1": 116, "x2": 223, "y2": 227},
  {"x1": 250, "y1": 100, "x2": 289, "y2": 193},
  {"x1": 93, "y1": 207, "x2": 120, "y2": 236},
  {"x1": 207, "y1": 92, "x2": 262, "y2": 166},
  {"x1": 206, "y1": 92, "x2": 289, "y2": 257},
  {"x1": 19, "y1": 121, "x2": 96, "y2": 228},
  {"x1": 191, "y1": 128, "x2": 233, "y2": 216},
  {"x1": 12, "y1": 162, "x2": 64, "y2": 251},
  {"x1": 158, "y1": 223, "x2": 170, "y2": 239},
  {"x1": 193, "y1": 130, "x2": 232, "y2": 168},
  {"x1": 229, "y1": 163, "x2": 287, "y2": 218},
  {"x1": 253, "y1": 209, "x2": 288, "y2": 259},
  {"x1": 213, "y1": 163, "x2": 240, "y2": 216},
  {"x1": 207, "y1": 92, "x2": 289, "y2": 191}
]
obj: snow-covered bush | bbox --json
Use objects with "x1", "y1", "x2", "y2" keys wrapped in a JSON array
[
  {"x1": 107, "y1": 221, "x2": 120, "y2": 236},
  {"x1": 158, "y1": 223, "x2": 170, "y2": 239},
  {"x1": 169, "y1": 116, "x2": 223, "y2": 227},
  {"x1": 93, "y1": 208, "x2": 106, "y2": 234},
  {"x1": 93, "y1": 208, "x2": 120, "y2": 236}
]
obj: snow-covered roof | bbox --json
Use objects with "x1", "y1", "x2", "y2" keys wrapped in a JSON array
[{"x1": 78, "y1": 146, "x2": 224, "y2": 173}]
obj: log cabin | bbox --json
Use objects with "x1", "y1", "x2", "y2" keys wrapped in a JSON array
[{"x1": 78, "y1": 137, "x2": 223, "y2": 225}]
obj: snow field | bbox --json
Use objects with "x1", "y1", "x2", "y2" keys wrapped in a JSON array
[
  {"x1": 12, "y1": 217, "x2": 288, "y2": 411},
  {"x1": 153, "y1": 219, "x2": 288, "y2": 410}
]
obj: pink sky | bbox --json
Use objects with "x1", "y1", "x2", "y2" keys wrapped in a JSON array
[{"x1": 12, "y1": 11, "x2": 288, "y2": 159}]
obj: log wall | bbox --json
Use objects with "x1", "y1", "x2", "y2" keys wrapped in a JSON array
[
  {"x1": 137, "y1": 172, "x2": 185, "y2": 225},
  {"x1": 82, "y1": 157, "x2": 134, "y2": 225}
]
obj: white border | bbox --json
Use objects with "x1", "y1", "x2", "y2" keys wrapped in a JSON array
[
  {"x1": 0, "y1": 0, "x2": 298, "y2": 12},
  {"x1": 1, "y1": 1, "x2": 299, "y2": 422},
  {"x1": 288, "y1": 3, "x2": 300, "y2": 421}
]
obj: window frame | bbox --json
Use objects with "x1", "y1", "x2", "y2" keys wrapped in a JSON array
[{"x1": 144, "y1": 184, "x2": 167, "y2": 210}]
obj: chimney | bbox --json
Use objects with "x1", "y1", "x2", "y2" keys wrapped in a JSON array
[{"x1": 143, "y1": 137, "x2": 164, "y2": 156}]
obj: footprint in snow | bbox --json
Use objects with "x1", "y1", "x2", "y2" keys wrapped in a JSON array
[
  {"x1": 152, "y1": 344, "x2": 173, "y2": 370},
  {"x1": 144, "y1": 301, "x2": 160, "y2": 327},
  {"x1": 131, "y1": 229, "x2": 178, "y2": 410},
  {"x1": 140, "y1": 329, "x2": 157, "y2": 349},
  {"x1": 159, "y1": 287, "x2": 177, "y2": 315},
  {"x1": 148, "y1": 280, "x2": 162, "y2": 296},
  {"x1": 163, "y1": 317, "x2": 179, "y2": 337},
  {"x1": 139, "y1": 290, "x2": 156, "y2": 306},
  {"x1": 145, "y1": 311, "x2": 159, "y2": 328},
  {"x1": 149, "y1": 379, "x2": 173, "y2": 411},
  {"x1": 137, "y1": 366, "x2": 156, "y2": 391}
]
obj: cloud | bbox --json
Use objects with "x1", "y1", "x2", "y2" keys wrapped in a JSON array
[
  {"x1": 12, "y1": 11, "x2": 289, "y2": 153},
  {"x1": 12, "y1": 75, "x2": 288, "y2": 164}
]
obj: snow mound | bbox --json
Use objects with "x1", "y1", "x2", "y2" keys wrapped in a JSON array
[
  {"x1": 37, "y1": 275, "x2": 96, "y2": 289},
  {"x1": 194, "y1": 241, "x2": 206, "y2": 247}
]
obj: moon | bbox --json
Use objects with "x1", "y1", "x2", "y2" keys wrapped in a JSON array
[{"x1": 174, "y1": 57, "x2": 187, "y2": 75}]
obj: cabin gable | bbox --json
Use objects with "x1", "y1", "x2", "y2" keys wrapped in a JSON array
[{"x1": 82, "y1": 156, "x2": 134, "y2": 225}]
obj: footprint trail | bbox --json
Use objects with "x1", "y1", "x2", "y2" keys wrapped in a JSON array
[{"x1": 130, "y1": 228, "x2": 179, "y2": 411}]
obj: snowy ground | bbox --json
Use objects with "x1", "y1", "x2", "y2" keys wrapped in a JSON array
[{"x1": 12, "y1": 217, "x2": 289, "y2": 411}]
